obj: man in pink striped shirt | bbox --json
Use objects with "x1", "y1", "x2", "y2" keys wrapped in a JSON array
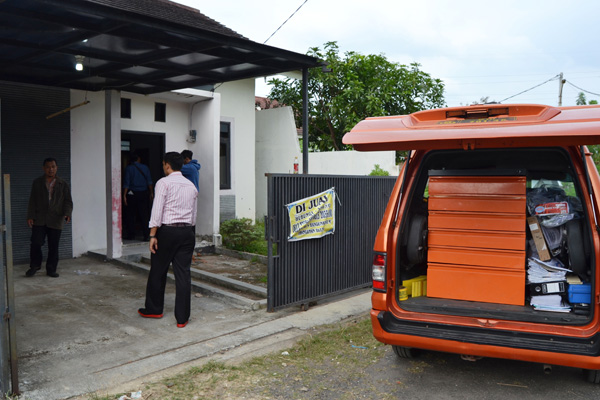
[{"x1": 138, "y1": 152, "x2": 198, "y2": 328}]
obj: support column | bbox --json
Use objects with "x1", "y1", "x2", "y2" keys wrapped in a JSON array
[
  {"x1": 302, "y1": 67, "x2": 309, "y2": 174},
  {"x1": 105, "y1": 90, "x2": 122, "y2": 259}
]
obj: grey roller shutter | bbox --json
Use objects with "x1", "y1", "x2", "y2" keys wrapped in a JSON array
[{"x1": 0, "y1": 83, "x2": 72, "y2": 265}]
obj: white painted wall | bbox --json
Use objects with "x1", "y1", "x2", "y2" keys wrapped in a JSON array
[
  {"x1": 121, "y1": 92, "x2": 189, "y2": 141},
  {"x1": 309, "y1": 151, "x2": 399, "y2": 176},
  {"x1": 215, "y1": 79, "x2": 256, "y2": 220},
  {"x1": 254, "y1": 106, "x2": 398, "y2": 219},
  {"x1": 70, "y1": 90, "x2": 107, "y2": 256},
  {"x1": 70, "y1": 88, "x2": 220, "y2": 256},
  {"x1": 255, "y1": 107, "x2": 302, "y2": 219},
  {"x1": 143, "y1": 90, "x2": 221, "y2": 236},
  {"x1": 183, "y1": 90, "x2": 221, "y2": 236}
]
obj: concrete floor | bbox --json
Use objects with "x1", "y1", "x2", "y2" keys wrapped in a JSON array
[
  {"x1": 12, "y1": 252, "x2": 371, "y2": 400},
  {"x1": 13, "y1": 255, "x2": 279, "y2": 399}
]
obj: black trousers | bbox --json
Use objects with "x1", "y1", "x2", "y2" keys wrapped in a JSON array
[
  {"x1": 144, "y1": 226, "x2": 195, "y2": 324},
  {"x1": 30, "y1": 225, "x2": 62, "y2": 274},
  {"x1": 124, "y1": 190, "x2": 150, "y2": 240}
]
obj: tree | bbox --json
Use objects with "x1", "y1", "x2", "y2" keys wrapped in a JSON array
[
  {"x1": 576, "y1": 92, "x2": 598, "y2": 105},
  {"x1": 471, "y1": 96, "x2": 498, "y2": 105},
  {"x1": 268, "y1": 42, "x2": 446, "y2": 151}
]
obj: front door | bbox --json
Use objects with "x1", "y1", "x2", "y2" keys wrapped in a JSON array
[{"x1": 121, "y1": 131, "x2": 165, "y2": 241}]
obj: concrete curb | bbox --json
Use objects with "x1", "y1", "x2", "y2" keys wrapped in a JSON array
[
  {"x1": 216, "y1": 247, "x2": 268, "y2": 265},
  {"x1": 191, "y1": 268, "x2": 267, "y2": 299},
  {"x1": 87, "y1": 251, "x2": 267, "y2": 310},
  {"x1": 138, "y1": 254, "x2": 267, "y2": 299}
]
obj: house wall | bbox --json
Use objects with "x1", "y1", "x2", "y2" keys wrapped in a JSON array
[
  {"x1": 70, "y1": 90, "x2": 106, "y2": 256},
  {"x1": 215, "y1": 79, "x2": 256, "y2": 221},
  {"x1": 148, "y1": 90, "x2": 221, "y2": 237},
  {"x1": 185, "y1": 91, "x2": 221, "y2": 237},
  {"x1": 70, "y1": 88, "x2": 220, "y2": 256},
  {"x1": 255, "y1": 107, "x2": 302, "y2": 220},
  {"x1": 309, "y1": 151, "x2": 399, "y2": 176},
  {"x1": 254, "y1": 106, "x2": 398, "y2": 220}
]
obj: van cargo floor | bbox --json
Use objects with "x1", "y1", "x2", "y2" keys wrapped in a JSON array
[{"x1": 400, "y1": 296, "x2": 590, "y2": 325}]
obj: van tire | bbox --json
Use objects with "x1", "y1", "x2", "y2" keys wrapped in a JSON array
[
  {"x1": 406, "y1": 214, "x2": 427, "y2": 266},
  {"x1": 567, "y1": 219, "x2": 587, "y2": 279},
  {"x1": 392, "y1": 345, "x2": 420, "y2": 359},
  {"x1": 584, "y1": 369, "x2": 600, "y2": 384}
]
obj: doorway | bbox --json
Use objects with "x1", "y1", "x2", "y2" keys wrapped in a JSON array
[{"x1": 121, "y1": 130, "x2": 165, "y2": 242}]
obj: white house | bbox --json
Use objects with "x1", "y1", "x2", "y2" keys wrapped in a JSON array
[
  {"x1": 0, "y1": 0, "x2": 320, "y2": 263},
  {"x1": 1, "y1": 0, "x2": 396, "y2": 264}
]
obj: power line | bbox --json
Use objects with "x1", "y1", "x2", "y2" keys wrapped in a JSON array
[
  {"x1": 451, "y1": 71, "x2": 600, "y2": 79},
  {"x1": 264, "y1": 0, "x2": 309, "y2": 44},
  {"x1": 565, "y1": 80, "x2": 600, "y2": 97},
  {"x1": 499, "y1": 74, "x2": 560, "y2": 103}
]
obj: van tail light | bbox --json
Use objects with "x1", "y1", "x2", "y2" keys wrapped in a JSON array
[{"x1": 372, "y1": 253, "x2": 386, "y2": 292}]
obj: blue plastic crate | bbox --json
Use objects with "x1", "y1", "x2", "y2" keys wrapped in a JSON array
[{"x1": 568, "y1": 283, "x2": 592, "y2": 304}]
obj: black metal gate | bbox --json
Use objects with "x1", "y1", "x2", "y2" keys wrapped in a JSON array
[{"x1": 266, "y1": 174, "x2": 396, "y2": 311}]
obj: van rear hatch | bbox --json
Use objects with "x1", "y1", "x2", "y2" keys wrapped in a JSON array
[{"x1": 343, "y1": 104, "x2": 600, "y2": 150}]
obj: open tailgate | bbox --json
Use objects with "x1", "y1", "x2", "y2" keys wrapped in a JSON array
[{"x1": 343, "y1": 104, "x2": 600, "y2": 151}]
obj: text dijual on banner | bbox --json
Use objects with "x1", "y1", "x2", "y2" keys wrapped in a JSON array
[{"x1": 286, "y1": 187, "x2": 336, "y2": 241}]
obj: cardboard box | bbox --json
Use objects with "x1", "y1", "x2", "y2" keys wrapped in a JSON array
[{"x1": 527, "y1": 216, "x2": 551, "y2": 261}]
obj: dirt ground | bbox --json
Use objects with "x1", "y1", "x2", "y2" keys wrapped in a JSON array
[{"x1": 192, "y1": 252, "x2": 267, "y2": 288}]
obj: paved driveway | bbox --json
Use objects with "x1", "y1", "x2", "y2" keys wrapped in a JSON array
[{"x1": 14, "y1": 256, "x2": 279, "y2": 399}]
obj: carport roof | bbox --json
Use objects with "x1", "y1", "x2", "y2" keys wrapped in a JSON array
[{"x1": 0, "y1": 0, "x2": 321, "y2": 94}]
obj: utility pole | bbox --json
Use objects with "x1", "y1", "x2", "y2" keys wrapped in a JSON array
[{"x1": 558, "y1": 72, "x2": 566, "y2": 106}]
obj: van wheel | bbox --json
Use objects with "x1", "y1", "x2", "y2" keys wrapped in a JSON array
[
  {"x1": 567, "y1": 219, "x2": 587, "y2": 279},
  {"x1": 583, "y1": 369, "x2": 600, "y2": 383},
  {"x1": 392, "y1": 345, "x2": 420, "y2": 359},
  {"x1": 406, "y1": 214, "x2": 427, "y2": 266}
]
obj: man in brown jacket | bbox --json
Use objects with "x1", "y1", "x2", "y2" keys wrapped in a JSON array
[{"x1": 26, "y1": 157, "x2": 73, "y2": 278}]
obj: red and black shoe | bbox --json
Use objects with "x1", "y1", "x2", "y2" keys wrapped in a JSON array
[
  {"x1": 176, "y1": 320, "x2": 189, "y2": 328},
  {"x1": 138, "y1": 308, "x2": 163, "y2": 319}
]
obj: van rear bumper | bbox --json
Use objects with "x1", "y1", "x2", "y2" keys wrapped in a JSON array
[{"x1": 376, "y1": 311, "x2": 600, "y2": 357}]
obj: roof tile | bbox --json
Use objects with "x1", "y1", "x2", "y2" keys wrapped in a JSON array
[{"x1": 87, "y1": 0, "x2": 247, "y2": 39}]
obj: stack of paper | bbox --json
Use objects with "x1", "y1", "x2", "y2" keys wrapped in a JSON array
[
  {"x1": 527, "y1": 258, "x2": 572, "y2": 312},
  {"x1": 530, "y1": 294, "x2": 571, "y2": 312},
  {"x1": 527, "y1": 257, "x2": 571, "y2": 283}
]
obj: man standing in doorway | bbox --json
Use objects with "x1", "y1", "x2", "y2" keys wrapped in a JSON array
[
  {"x1": 138, "y1": 152, "x2": 198, "y2": 328},
  {"x1": 123, "y1": 151, "x2": 153, "y2": 241},
  {"x1": 180, "y1": 149, "x2": 200, "y2": 191},
  {"x1": 26, "y1": 157, "x2": 73, "y2": 278}
]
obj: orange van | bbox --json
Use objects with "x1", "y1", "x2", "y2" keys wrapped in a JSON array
[{"x1": 343, "y1": 104, "x2": 600, "y2": 382}]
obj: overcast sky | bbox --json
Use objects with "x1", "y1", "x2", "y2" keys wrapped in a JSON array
[{"x1": 176, "y1": 0, "x2": 600, "y2": 108}]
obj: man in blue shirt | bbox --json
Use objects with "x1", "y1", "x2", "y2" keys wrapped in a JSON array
[
  {"x1": 181, "y1": 150, "x2": 200, "y2": 191},
  {"x1": 123, "y1": 151, "x2": 153, "y2": 241}
]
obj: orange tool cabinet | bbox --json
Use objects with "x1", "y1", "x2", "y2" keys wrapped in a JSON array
[{"x1": 426, "y1": 172, "x2": 527, "y2": 305}]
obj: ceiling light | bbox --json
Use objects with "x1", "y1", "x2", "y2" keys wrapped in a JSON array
[{"x1": 75, "y1": 55, "x2": 84, "y2": 71}]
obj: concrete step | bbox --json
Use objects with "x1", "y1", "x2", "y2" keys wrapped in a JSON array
[
  {"x1": 87, "y1": 249, "x2": 267, "y2": 309},
  {"x1": 139, "y1": 255, "x2": 267, "y2": 299}
]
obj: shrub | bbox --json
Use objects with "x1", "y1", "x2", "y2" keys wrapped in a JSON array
[
  {"x1": 220, "y1": 218, "x2": 263, "y2": 252},
  {"x1": 369, "y1": 164, "x2": 390, "y2": 176}
]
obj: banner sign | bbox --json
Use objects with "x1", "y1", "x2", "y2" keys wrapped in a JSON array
[{"x1": 286, "y1": 187, "x2": 336, "y2": 241}]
